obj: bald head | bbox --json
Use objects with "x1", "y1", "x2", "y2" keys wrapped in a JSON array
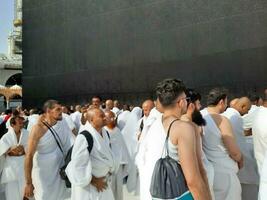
[
  {"x1": 230, "y1": 98, "x2": 239, "y2": 108},
  {"x1": 142, "y1": 99, "x2": 155, "y2": 117},
  {"x1": 105, "y1": 99, "x2": 114, "y2": 110},
  {"x1": 75, "y1": 105, "x2": 81, "y2": 112},
  {"x1": 87, "y1": 108, "x2": 106, "y2": 130},
  {"x1": 104, "y1": 110, "x2": 116, "y2": 127},
  {"x1": 233, "y1": 97, "x2": 251, "y2": 116}
]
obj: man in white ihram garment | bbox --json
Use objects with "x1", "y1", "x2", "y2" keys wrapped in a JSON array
[
  {"x1": 201, "y1": 88, "x2": 243, "y2": 200},
  {"x1": 136, "y1": 100, "x2": 154, "y2": 141},
  {"x1": 24, "y1": 100, "x2": 72, "y2": 200},
  {"x1": 0, "y1": 116, "x2": 28, "y2": 200},
  {"x1": 252, "y1": 97, "x2": 267, "y2": 173},
  {"x1": 67, "y1": 107, "x2": 117, "y2": 200},
  {"x1": 117, "y1": 109, "x2": 131, "y2": 130},
  {"x1": 259, "y1": 150, "x2": 267, "y2": 200},
  {"x1": 135, "y1": 99, "x2": 163, "y2": 200},
  {"x1": 223, "y1": 97, "x2": 259, "y2": 200},
  {"x1": 104, "y1": 110, "x2": 130, "y2": 200},
  {"x1": 27, "y1": 109, "x2": 39, "y2": 133},
  {"x1": 252, "y1": 96, "x2": 267, "y2": 200},
  {"x1": 242, "y1": 94, "x2": 262, "y2": 136},
  {"x1": 121, "y1": 107, "x2": 142, "y2": 194},
  {"x1": 181, "y1": 89, "x2": 215, "y2": 199},
  {"x1": 70, "y1": 105, "x2": 82, "y2": 131}
]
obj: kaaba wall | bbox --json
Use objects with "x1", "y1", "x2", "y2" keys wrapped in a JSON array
[{"x1": 23, "y1": 0, "x2": 267, "y2": 107}]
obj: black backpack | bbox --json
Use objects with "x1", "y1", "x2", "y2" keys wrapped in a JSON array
[
  {"x1": 150, "y1": 119, "x2": 193, "y2": 200},
  {"x1": 42, "y1": 121, "x2": 94, "y2": 188}
]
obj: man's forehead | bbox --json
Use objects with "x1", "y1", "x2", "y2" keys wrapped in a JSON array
[{"x1": 52, "y1": 104, "x2": 62, "y2": 109}]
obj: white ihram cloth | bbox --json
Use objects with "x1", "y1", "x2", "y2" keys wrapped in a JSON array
[
  {"x1": 252, "y1": 106, "x2": 267, "y2": 175},
  {"x1": 121, "y1": 107, "x2": 142, "y2": 194},
  {"x1": 62, "y1": 113, "x2": 76, "y2": 145},
  {"x1": 70, "y1": 122, "x2": 117, "y2": 200},
  {"x1": 27, "y1": 114, "x2": 39, "y2": 132},
  {"x1": 32, "y1": 120, "x2": 72, "y2": 200},
  {"x1": 70, "y1": 111, "x2": 82, "y2": 131},
  {"x1": 0, "y1": 127, "x2": 28, "y2": 200},
  {"x1": 242, "y1": 105, "x2": 259, "y2": 130},
  {"x1": 223, "y1": 108, "x2": 259, "y2": 183},
  {"x1": 65, "y1": 133, "x2": 92, "y2": 200},
  {"x1": 135, "y1": 108, "x2": 162, "y2": 200},
  {"x1": 201, "y1": 108, "x2": 241, "y2": 200},
  {"x1": 138, "y1": 118, "x2": 166, "y2": 200},
  {"x1": 259, "y1": 150, "x2": 267, "y2": 200},
  {"x1": 112, "y1": 107, "x2": 122, "y2": 116},
  {"x1": 105, "y1": 126, "x2": 131, "y2": 200},
  {"x1": 223, "y1": 108, "x2": 259, "y2": 200},
  {"x1": 0, "y1": 155, "x2": 5, "y2": 200},
  {"x1": 117, "y1": 110, "x2": 131, "y2": 130}
]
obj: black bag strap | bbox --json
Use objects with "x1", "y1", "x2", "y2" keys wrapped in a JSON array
[
  {"x1": 163, "y1": 118, "x2": 180, "y2": 157},
  {"x1": 80, "y1": 131, "x2": 94, "y2": 153},
  {"x1": 140, "y1": 119, "x2": 144, "y2": 132},
  {"x1": 42, "y1": 121, "x2": 64, "y2": 155},
  {"x1": 105, "y1": 130, "x2": 112, "y2": 148}
]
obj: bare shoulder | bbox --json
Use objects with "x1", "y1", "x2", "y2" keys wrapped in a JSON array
[
  {"x1": 29, "y1": 123, "x2": 46, "y2": 140},
  {"x1": 171, "y1": 120, "x2": 196, "y2": 138}
]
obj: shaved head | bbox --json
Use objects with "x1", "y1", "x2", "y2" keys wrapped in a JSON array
[
  {"x1": 230, "y1": 98, "x2": 239, "y2": 108},
  {"x1": 142, "y1": 99, "x2": 155, "y2": 117},
  {"x1": 87, "y1": 108, "x2": 103, "y2": 121},
  {"x1": 104, "y1": 110, "x2": 116, "y2": 128},
  {"x1": 233, "y1": 97, "x2": 251, "y2": 116},
  {"x1": 105, "y1": 99, "x2": 114, "y2": 110}
]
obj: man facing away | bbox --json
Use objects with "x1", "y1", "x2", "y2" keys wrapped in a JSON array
[
  {"x1": 223, "y1": 97, "x2": 259, "y2": 200},
  {"x1": 24, "y1": 100, "x2": 72, "y2": 200},
  {"x1": 150, "y1": 78, "x2": 211, "y2": 200},
  {"x1": 201, "y1": 88, "x2": 243, "y2": 200}
]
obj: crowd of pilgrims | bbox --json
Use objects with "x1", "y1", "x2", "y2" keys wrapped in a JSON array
[{"x1": 0, "y1": 78, "x2": 266, "y2": 200}]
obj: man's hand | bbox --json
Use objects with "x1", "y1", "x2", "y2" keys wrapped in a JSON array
[
  {"x1": 7, "y1": 145, "x2": 25, "y2": 156},
  {"x1": 91, "y1": 176, "x2": 107, "y2": 192},
  {"x1": 24, "y1": 183, "x2": 34, "y2": 198}
]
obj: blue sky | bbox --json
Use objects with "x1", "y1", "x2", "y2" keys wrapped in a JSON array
[{"x1": 0, "y1": 0, "x2": 14, "y2": 54}]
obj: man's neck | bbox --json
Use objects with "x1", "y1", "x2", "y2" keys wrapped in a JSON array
[
  {"x1": 106, "y1": 124, "x2": 116, "y2": 130},
  {"x1": 92, "y1": 124, "x2": 102, "y2": 135},
  {"x1": 207, "y1": 106, "x2": 221, "y2": 114},
  {"x1": 14, "y1": 127, "x2": 21, "y2": 135},
  {"x1": 163, "y1": 109, "x2": 182, "y2": 119},
  {"x1": 44, "y1": 116, "x2": 57, "y2": 126},
  {"x1": 183, "y1": 112, "x2": 192, "y2": 121}
]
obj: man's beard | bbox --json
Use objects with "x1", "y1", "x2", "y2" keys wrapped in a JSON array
[{"x1": 192, "y1": 109, "x2": 206, "y2": 126}]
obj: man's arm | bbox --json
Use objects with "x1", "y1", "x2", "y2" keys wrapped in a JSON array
[
  {"x1": 219, "y1": 116, "x2": 243, "y2": 168},
  {"x1": 175, "y1": 122, "x2": 212, "y2": 200},
  {"x1": 194, "y1": 125, "x2": 212, "y2": 197},
  {"x1": 24, "y1": 125, "x2": 41, "y2": 198}
]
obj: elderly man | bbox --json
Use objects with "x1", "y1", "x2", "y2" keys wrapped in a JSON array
[
  {"x1": 223, "y1": 97, "x2": 259, "y2": 200},
  {"x1": 104, "y1": 110, "x2": 130, "y2": 200},
  {"x1": 137, "y1": 100, "x2": 154, "y2": 140},
  {"x1": 68, "y1": 108, "x2": 117, "y2": 200}
]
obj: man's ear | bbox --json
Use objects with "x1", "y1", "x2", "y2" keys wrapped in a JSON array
[{"x1": 189, "y1": 103, "x2": 195, "y2": 110}]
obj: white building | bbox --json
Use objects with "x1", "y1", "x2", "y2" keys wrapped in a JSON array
[{"x1": 0, "y1": 0, "x2": 22, "y2": 111}]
